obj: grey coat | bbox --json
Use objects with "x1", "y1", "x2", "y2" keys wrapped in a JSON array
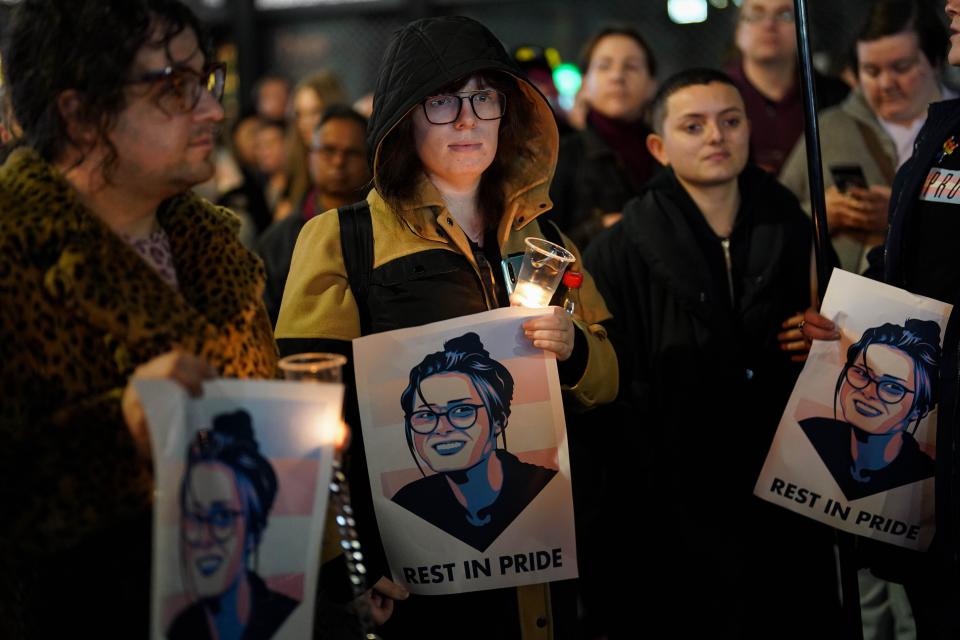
[{"x1": 779, "y1": 89, "x2": 894, "y2": 273}]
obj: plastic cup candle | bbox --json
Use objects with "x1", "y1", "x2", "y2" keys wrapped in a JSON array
[
  {"x1": 512, "y1": 237, "x2": 575, "y2": 308},
  {"x1": 278, "y1": 352, "x2": 347, "y2": 383},
  {"x1": 279, "y1": 352, "x2": 350, "y2": 449}
]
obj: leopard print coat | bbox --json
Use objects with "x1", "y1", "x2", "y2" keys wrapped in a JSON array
[{"x1": 0, "y1": 148, "x2": 278, "y2": 628}]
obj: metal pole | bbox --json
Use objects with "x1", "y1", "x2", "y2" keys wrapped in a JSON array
[
  {"x1": 793, "y1": 1, "x2": 863, "y2": 638},
  {"x1": 793, "y1": 0, "x2": 833, "y2": 302}
]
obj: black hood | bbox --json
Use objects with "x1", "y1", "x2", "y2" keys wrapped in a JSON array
[
  {"x1": 369, "y1": 16, "x2": 525, "y2": 159},
  {"x1": 366, "y1": 15, "x2": 560, "y2": 233}
]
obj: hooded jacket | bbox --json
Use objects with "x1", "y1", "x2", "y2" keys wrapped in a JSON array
[
  {"x1": 275, "y1": 16, "x2": 617, "y2": 640},
  {"x1": 276, "y1": 16, "x2": 616, "y2": 409}
]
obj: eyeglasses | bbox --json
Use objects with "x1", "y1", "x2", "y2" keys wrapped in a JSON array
[
  {"x1": 309, "y1": 143, "x2": 366, "y2": 162},
  {"x1": 182, "y1": 506, "x2": 243, "y2": 546},
  {"x1": 844, "y1": 365, "x2": 915, "y2": 405},
  {"x1": 740, "y1": 9, "x2": 795, "y2": 24},
  {"x1": 421, "y1": 90, "x2": 506, "y2": 125},
  {"x1": 128, "y1": 62, "x2": 226, "y2": 114},
  {"x1": 406, "y1": 403, "x2": 486, "y2": 435}
]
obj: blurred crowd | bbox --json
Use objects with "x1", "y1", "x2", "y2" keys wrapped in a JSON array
[{"x1": 3, "y1": 0, "x2": 960, "y2": 639}]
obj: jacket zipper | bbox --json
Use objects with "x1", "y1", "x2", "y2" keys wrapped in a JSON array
[{"x1": 720, "y1": 237, "x2": 735, "y2": 306}]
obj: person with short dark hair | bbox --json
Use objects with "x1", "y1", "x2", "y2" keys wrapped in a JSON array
[
  {"x1": 585, "y1": 68, "x2": 841, "y2": 638},
  {"x1": 547, "y1": 25, "x2": 661, "y2": 249},
  {"x1": 780, "y1": 0, "x2": 952, "y2": 273},
  {"x1": 0, "y1": 1, "x2": 278, "y2": 636},
  {"x1": 726, "y1": 0, "x2": 849, "y2": 174},
  {"x1": 257, "y1": 105, "x2": 371, "y2": 324}
]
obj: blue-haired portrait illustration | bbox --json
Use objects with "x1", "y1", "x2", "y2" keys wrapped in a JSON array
[
  {"x1": 391, "y1": 332, "x2": 558, "y2": 552},
  {"x1": 168, "y1": 409, "x2": 299, "y2": 640},
  {"x1": 799, "y1": 320, "x2": 940, "y2": 501}
]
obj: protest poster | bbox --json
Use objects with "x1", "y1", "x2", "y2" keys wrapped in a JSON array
[
  {"x1": 755, "y1": 269, "x2": 952, "y2": 550},
  {"x1": 136, "y1": 378, "x2": 343, "y2": 639},
  {"x1": 353, "y1": 307, "x2": 578, "y2": 595}
]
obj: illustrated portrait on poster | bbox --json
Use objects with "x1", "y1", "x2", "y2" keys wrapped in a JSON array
[
  {"x1": 136, "y1": 379, "x2": 342, "y2": 639},
  {"x1": 755, "y1": 269, "x2": 952, "y2": 551},
  {"x1": 798, "y1": 320, "x2": 940, "y2": 501},
  {"x1": 167, "y1": 409, "x2": 299, "y2": 639},
  {"x1": 353, "y1": 307, "x2": 578, "y2": 595},
  {"x1": 392, "y1": 332, "x2": 558, "y2": 552}
]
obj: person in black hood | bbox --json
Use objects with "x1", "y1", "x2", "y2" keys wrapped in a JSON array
[
  {"x1": 276, "y1": 15, "x2": 618, "y2": 640},
  {"x1": 585, "y1": 68, "x2": 842, "y2": 638}
]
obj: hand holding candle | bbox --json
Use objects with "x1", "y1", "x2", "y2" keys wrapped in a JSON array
[{"x1": 523, "y1": 306, "x2": 575, "y2": 361}]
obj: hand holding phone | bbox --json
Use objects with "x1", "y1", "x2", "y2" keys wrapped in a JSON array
[{"x1": 829, "y1": 164, "x2": 868, "y2": 194}]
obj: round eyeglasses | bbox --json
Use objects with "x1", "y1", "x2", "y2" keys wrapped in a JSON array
[
  {"x1": 406, "y1": 403, "x2": 486, "y2": 434},
  {"x1": 844, "y1": 365, "x2": 915, "y2": 405},
  {"x1": 421, "y1": 90, "x2": 506, "y2": 125},
  {"x1": 128, "y1": 62, "x2": 226, "y2": 114},
  {"x1": 182, "y1": 506, "x2": 243, "y2": 547}
]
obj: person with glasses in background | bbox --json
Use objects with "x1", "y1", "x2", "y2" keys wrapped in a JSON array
[
  {"x1": 257, "y1": 105, "x2": 371, "y2": 325},
  {"x1": 169, "y1": 410, "x2": 298, "y2": 640},
  {"x1": 727, "y1": 0, "x2": 849, "y2": 174},
  {"x1": 781, "y1": 0, "x2": 952, "y2": 274},
  {"x1": 276, "y1": 15, "x2": 617, "y2": 639},
  {"x1": 0, "y1": 1, "x2": 278, "y2": 637},
  {"x1": 800, "y1": 320, "x2": 940, "y2": 501}
]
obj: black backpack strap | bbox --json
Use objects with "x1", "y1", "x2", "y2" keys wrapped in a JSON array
[{"x1": 337, "y1": 201, "x2": 373, "y2": 336}]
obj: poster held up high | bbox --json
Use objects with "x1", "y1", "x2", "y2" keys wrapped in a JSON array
[
  {"x1": 755, "y1": 269, "x2": 952, "y2": 550},
  {"x1": 353, "y1": 307, "x2": 578, "y2": 595}
]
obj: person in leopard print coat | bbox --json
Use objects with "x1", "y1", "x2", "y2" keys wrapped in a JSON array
[{"x1": 0, "y1": 1, "x2": 278, "y2": 636}]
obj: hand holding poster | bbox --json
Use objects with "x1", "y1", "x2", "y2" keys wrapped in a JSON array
[
  {"x1": 755, "y1": 269, "x2": 952, "y2": 550},
  {"x1": 353, "y1": 307, "x2": 578, "y2": 595},
  {"x1": 136, "y1": 379, "x2": 343, "y2": 639}
]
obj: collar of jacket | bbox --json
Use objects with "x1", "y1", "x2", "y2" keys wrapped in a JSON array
[
  {"x1": 621, "y1": 166, "x2": 787, "y2": 318},
  {"x1": 382, "y1": 81, "x2": 558, "y2": 251},
  {"x1": 0, "y1": 147, "x2": 265, "y2": 361}
]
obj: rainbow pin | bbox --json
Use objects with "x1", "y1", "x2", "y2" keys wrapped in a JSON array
[{"x1": 940, "y1": 136, "x2": 958, "y2": 163}]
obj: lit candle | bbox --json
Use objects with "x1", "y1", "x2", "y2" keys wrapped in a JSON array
[{"x1": 512, "y1": 281, "x2": 552, "y2": 308}]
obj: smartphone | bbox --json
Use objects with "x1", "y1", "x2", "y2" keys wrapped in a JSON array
[
  {"x1": 830, "y1": 164, "x2": 868, "y2": 193},
  {"x1": 501, "y1": 254, "x2": 524, "y2": 294}
]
